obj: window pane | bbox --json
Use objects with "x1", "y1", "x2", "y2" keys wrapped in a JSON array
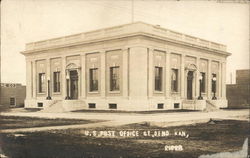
[
  {"x1": 171, "y1": 69, "x2": 178, "y2": 92},
  {"x1": 53, "y1": 72, "x2": 60, "y2": 92},
  {"x1": 10, "y1": 97, "x2": 15, "y2": 105},
  {"x1": 110, "y1": 66, "x2": 120, "y2": 91},
  {"x1": 38, "y1": 73, "x2": 46, "y2": 93},
  {"x1": 90, "y1": 68, "x2": 98, "y2": 91},
  {"x1": 155, "y1": 67, "x2": 163, "y2": 91}
]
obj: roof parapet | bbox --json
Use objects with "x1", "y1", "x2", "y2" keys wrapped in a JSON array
[{"x1": 25, "y1": 22, "x2": 227, "y2": 52}]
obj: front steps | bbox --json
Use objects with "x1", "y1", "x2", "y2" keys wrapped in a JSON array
[
  {"x1": 182, "y1": 99, "x2": 219, "y2": 111},
  {"x1": 41, "y1": 101, "x2": 64, "y2": 113},
  {"x1": 205, "y1": 100, "x2": 219, "y2": 112},
  {"x1": 41, "y1": 100, "x2": 86, "y2": 112}
]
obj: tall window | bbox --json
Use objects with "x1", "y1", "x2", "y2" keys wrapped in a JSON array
[
  {"x1": 110, "y1": 66, "x2": 120, "y2": 91},
  {"x1": 38, "y1": 73, "x2": 46, "y2": 93},
  {"x1": 155, "y1": 66, "x2": 163, "y2": 91},
  {"x1": 201, "y1": 72, "x2": 206, "y2": 93},
  {"x1": 171, "y1": 69, "x2": 178, "y2": 92},
  {"x1": 53, "y1": 71, "x2": 60, "y2": 92},
  {"x1": 89, "y1": 68, "x2": 98, "y2": 91}
]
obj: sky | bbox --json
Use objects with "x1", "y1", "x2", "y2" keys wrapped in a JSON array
[{"x1": 1, "y1": 0, "x2": 249, "y2": 85}]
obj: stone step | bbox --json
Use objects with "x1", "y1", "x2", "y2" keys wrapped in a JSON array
[
  {"x1": 182, "y1": 100, "x2": 196, "y2": 104},
  {"x1": 41, "y1": 101, "x2": 64, "y2": 113},
  {"x1": 204, "y1": 100, "x2": 218, "y2": 112}
]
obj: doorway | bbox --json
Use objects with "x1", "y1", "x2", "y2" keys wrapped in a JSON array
[
  {"x1": 69, "y1": 70, "x2": 78, "y2": 99},
  {"x1": 187, "y1": 71, "x2": 193, "y2": 100}
]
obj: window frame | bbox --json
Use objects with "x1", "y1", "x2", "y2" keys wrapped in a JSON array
[
  {"x1": 154, "y1": 66, "x2": 163, "y2": 92},
  {"x1": 171, "y1": 68, "x2": 179, "y2": 92},
  {"x1": 10, "y1": 97, "x2": 16, "y2": 106},
  {"x1": 89, "y1": 68, "x2": 99, "y2": 92},
  {"x1": 110, "y1": 66, "x2": 120, "y2": 92},
  {"x1": 38, "y1": 72, "x2": 46, "y2": 94},
  {"x1": 53, "y1": 71, "x2": 61, "y2": 93}
]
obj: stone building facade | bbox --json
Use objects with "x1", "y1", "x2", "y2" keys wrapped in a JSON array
[
  {"x1": 21, "y1": 22, "x2": 231, "y2": 111},
  {"x1": 0, "y1": 83, "x2": 26, "y2": 107}
]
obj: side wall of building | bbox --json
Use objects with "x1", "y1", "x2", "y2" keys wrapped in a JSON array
[{"x1": 0, "y1": 84, "x2": 26, "y2": 107}]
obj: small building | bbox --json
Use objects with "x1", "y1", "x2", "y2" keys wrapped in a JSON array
[
  {"x1": 227, "y1": 69, "x2": 250, "y2": 108},
  {"x1": 0, "y1": 83, "x2": 26, "y2": 107},
  {"x1": 21, "y1": 22, "x2": 231, "y2": 111}
]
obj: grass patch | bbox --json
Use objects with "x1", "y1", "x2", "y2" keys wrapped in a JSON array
[
  {"x1": 0, "y1": 120, "x2": 249, "y2": 158},
  {"x1": 0, "y1": 115, "x2": 102, "y2": 129}
]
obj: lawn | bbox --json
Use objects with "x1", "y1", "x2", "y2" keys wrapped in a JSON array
[
  {"x1": 0, "y1": 115, "x2": 101, "y2": 129},
  {"x1": 0, "y1": 119, "x2": 249, "y2": 158}
]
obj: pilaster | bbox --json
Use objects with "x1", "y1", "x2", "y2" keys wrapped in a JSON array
[
  {"x1": 207, "y1": 59, "x2": 212, "y2": 99},
  {"x1": 165, "y1": 51, "x2": 171, "y2": 98},
  {"x1": 221, "y1": 62, "x2": 226, "y2": 99},
  {"x1": 195, "y1": 57, "x2": 200, "y2": 98},
  {"x1": 148, "y1": 48, "x2": 153, "y2": 98},
  {"x1": 26, "y1": 60, "x2": 32, "y2": 99},
  {"x1": 129, "y1": 46, "x2": 148, "y2": 99},
  {"x1": 32, "y1": 60, "x2": 36, "y2": 98},
  {"x1": 180, "y1": 54, "x2": 185, "y2": 98},
  {"x1": 218, "y1": 61, "x2": 222, "y2": 99},
  {"x1": 100, "y1": 51, "x2": 106, "y2": 98},
  {"x1": 46, "y1": 59, "x2": 51, "y2": 97},
  {"x1": 81, "y1": 54, "x2": 86, "y2": 98},
  {"x1": 61, "y1": 56, "x2": 66, "y2": 99},
  {"x1": 122, "y1": 48, "x2": 129, "y2": 98}
]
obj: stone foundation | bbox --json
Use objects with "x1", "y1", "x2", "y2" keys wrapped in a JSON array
[{"x1": 24, "y1": 98, "x2": 227, "y2": 112}]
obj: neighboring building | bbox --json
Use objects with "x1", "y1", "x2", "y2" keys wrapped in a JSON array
[
  {"x1": 21, "y1": 22, "x2": 230, "y2": 111},
  {"x1": 227, "y1": 69, "x2": 250, "y2": 108},
  {"x1": 0, "y1": 83, "x2": 26, "y2": 107}
]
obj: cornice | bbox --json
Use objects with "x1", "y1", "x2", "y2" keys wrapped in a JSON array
[{"x1": 21, "y1": 32, "x2": 231, "y2": 57}]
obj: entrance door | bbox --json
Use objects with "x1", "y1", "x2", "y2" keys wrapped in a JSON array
[
  {"x1": 69, "y1": 70, "x2": 78, "y2": 99},
  {"x1": 187, "y1": 71, "x2": 193, "y2": 100}
]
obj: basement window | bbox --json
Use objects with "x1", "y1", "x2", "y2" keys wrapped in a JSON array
[
  {"x1": 157, "y1": 103, "x2": 164, "y2": 109},
  {"x1": 174, "y1": 103, "x2": 180, "y2": 109},
  {"x1": 88, "y1": 103, "x2": 96, "y2": 109},
  {"x1": 37, "y1": 102, "x2": 43, "y2": 107},
  {"x1": 109, "y1": 103, "x2": 117, "y2": 109}
]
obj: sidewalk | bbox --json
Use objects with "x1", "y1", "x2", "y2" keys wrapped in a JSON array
[{"x1": 0, "y1": 109, "x2": 248, "y2": 133}]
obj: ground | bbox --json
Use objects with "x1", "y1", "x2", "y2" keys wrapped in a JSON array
[
  {"x1": 0, "y1": 115, "x2": 101, "y2": 130},
  {"x1": 0, "y1": 114, "x2": 249, "y2": 158}
]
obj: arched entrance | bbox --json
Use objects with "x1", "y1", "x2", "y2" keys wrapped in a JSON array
[
  {"x1": 187, "y1": 71, "x2": 194, "y2": 100},
  {"x1": 66, "y1": 63, "x2": 80, "y2": 100},
  {"x1": 69, "y1": 70, "x2": 78, "y2": 99},
  {"x1": 185, "y1": 63, "x2": 197, "y2": 100}
]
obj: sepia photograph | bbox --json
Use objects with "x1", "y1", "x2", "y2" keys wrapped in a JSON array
[{"x1": 0, "y1": 0, "x2": 249, "y2": 157}]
